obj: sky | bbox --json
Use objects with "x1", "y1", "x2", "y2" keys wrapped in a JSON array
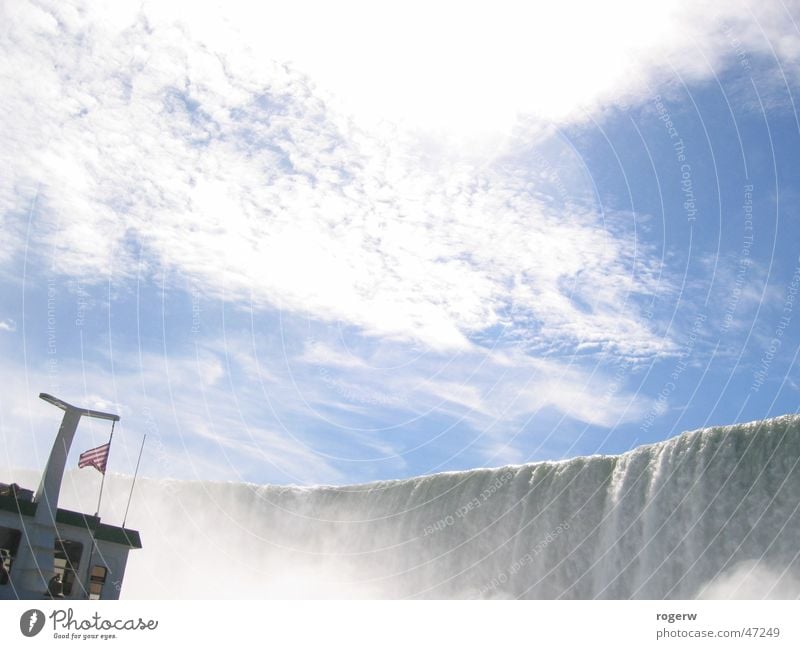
[{"x1": 1, "y1": 0, "x2": 800, "y2": 488}]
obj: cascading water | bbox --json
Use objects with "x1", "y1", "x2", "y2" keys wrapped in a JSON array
[{"x1": 63, "y1": 415, "x2": 800, "y2": 598}]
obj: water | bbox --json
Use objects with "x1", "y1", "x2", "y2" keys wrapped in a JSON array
[{"x1": 60, "y1": 415, "x2": 800, "y2": 598}]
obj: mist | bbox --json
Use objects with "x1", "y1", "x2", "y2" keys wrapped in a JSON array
[{"x1": 5, "y1": 415, "x2": 800, "y2": 599}]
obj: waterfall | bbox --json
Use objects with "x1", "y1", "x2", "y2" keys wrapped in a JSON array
[{"x1": 58, "y1": 415, "x2": 800, "y2": 598}]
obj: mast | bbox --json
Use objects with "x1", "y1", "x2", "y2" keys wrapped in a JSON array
[{"x1": 13, "y1": 394, "x2": 119, "y2": 595}]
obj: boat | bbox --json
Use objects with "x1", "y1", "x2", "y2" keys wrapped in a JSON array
[{"x1": 0, "y1": 393, "x2": 141, "y2": 600}]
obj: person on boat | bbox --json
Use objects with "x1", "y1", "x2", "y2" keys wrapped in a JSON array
[{"x1": 47, "y1": 573, "x2": 64, "y2": 598}]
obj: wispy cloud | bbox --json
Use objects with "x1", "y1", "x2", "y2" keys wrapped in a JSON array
[
  {"x1": 0, "y1": 350, "x2": 343, "y2": 484},
  {"x1": 293, "y1": 338, "x2": 653, "y2": 441},
  {"x1": 0, "y1": 1, "x2": 681, "y2": 359}
]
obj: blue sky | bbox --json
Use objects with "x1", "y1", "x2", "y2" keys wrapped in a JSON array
[{"x1": 1, "y1": 0, "x2": 800, "y2": 486}]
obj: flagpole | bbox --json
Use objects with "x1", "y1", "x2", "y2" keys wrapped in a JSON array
[
  {"x1": 122, "y1": 434, "x2": 146, "y2": 529},
  {"x1": 82, "y1": 420, "x2": 115, "y2": 598},
  {"x1": 94, "y1": 420, "x2": 115, "y2": 517}
]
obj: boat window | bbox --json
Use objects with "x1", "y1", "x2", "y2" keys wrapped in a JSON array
[
  {"x1": 88, "y1": 565, "x2": 108, "y2": 599},
  {"x1": 54, "y1": 539, "x2": 83, "y2": 597},
  {"x1": 0, "y1": 526, "x2": 21, "y2": 585}
]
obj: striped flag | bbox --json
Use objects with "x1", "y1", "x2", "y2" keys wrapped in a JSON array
[{"x1": 78, "y1": 443, "x2": 110, "y2": 474}]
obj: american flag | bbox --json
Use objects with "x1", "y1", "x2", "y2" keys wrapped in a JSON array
[{"x1": 78, "y1": 443, "x2": 110, "y2": 474}]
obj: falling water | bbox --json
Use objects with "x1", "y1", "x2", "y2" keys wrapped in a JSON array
[{"x1": 52, "y1": 415, "x2": 800, "y2": 598}]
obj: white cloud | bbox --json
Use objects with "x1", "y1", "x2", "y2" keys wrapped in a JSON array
[
  {"x1": 0, "y1": 1, "x2": 680, "y2": 359},
  {"x1": 0, "y1": 319, "x2": 16, "y2": 332},
  {"x1": 144, "y1": 0, "x2": 800, "y2": 134},
  {"x1": 299, "y1": 341, "x2": 372, "y2": 371}
]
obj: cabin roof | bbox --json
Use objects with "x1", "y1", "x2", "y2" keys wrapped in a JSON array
[{"x1": 0, "y1": 491, "x2": 142, "y2": 549}]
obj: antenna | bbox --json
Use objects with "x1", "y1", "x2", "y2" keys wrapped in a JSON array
[{"x1": 122, "y1": 434, "x2": 147, "y2": 529}]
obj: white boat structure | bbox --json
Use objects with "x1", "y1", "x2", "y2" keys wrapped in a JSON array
[{"x1": 0, "y1": 394, "x2": 141, "y2": 600}]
